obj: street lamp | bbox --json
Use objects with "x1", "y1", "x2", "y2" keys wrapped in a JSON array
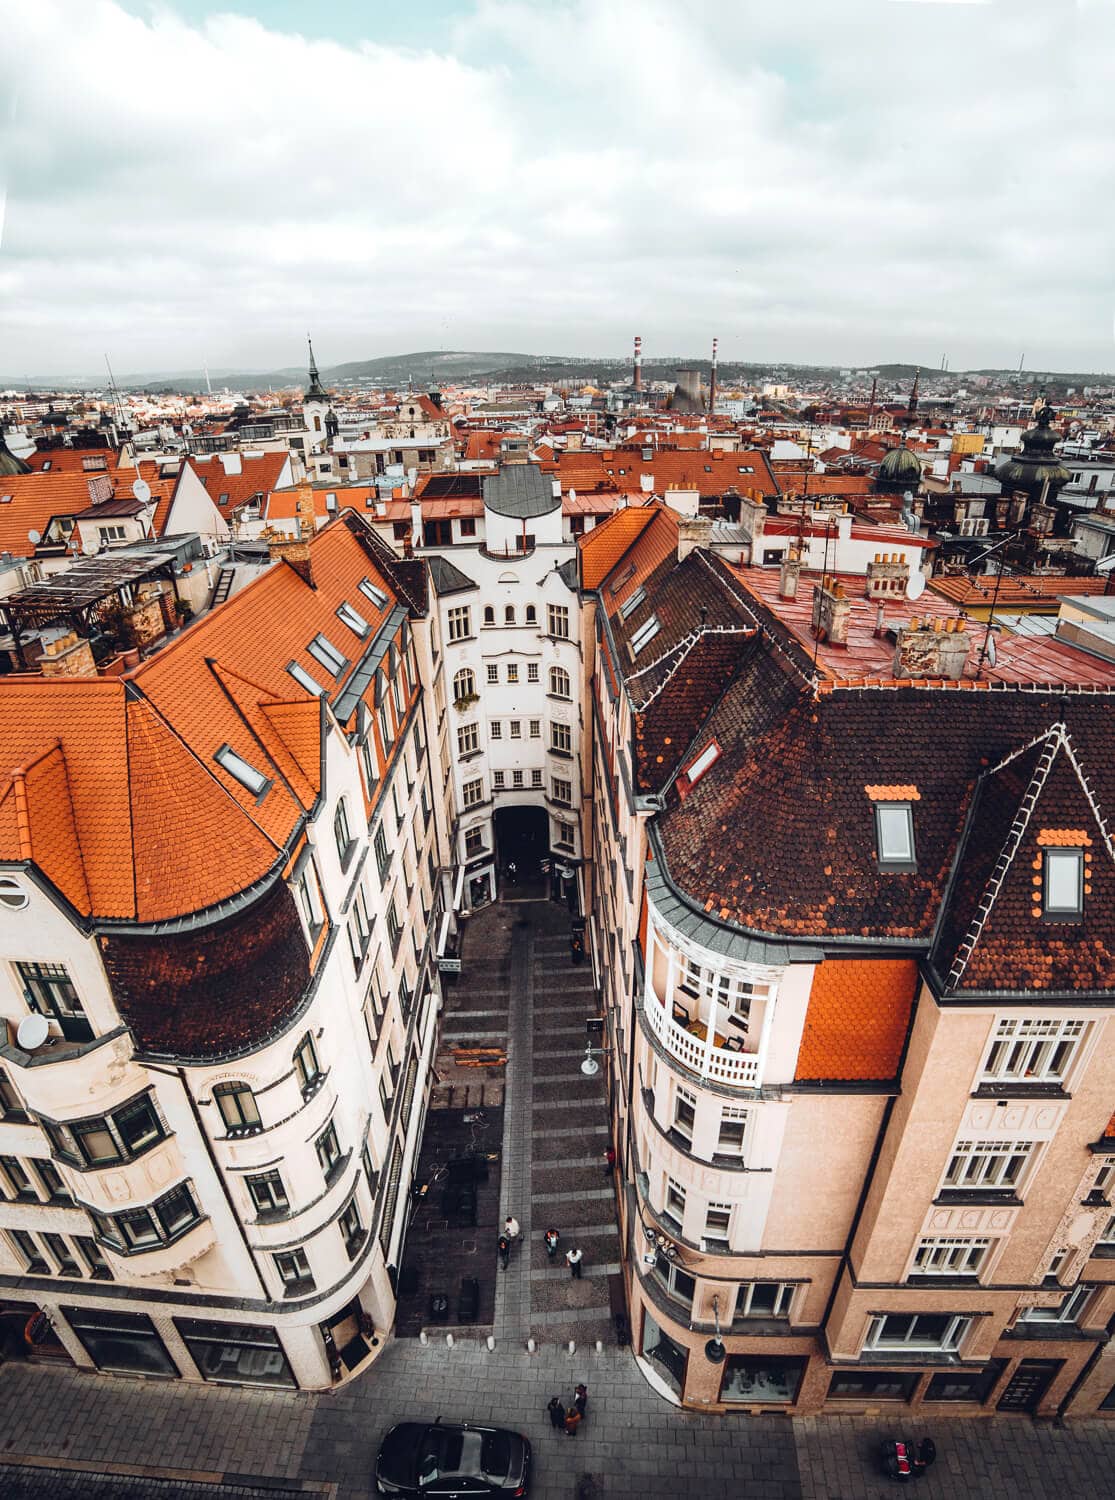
[
  {"x1": 580, "y1": 1042, "x2": 610, "y2": 1077},
  {"x1": 705, "y1": 1294, "x2": 726, "y2": 1365}
]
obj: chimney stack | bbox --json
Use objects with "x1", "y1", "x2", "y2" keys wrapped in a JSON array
[
  {"x1": 779, "y1": 547, "x2": 802, "y2": 600},
  {"x1": 893, "y1": 616, "x2": 969, "y2": 680},
  {"x1": 811, "y1": 577, "x2": 852, "y2": 647},
  {"x1": 865, "y1": 551, "x2": 911, "y2": 600},
  {"x1": 677, "y1": 517, "x2": 714, "y2": 562},
  {"x1": 708, "y1": 337, "x2": 718, "y2": 414},
  {"x1": 39, "y1": 629, "x2": 97, "y2": 679},
  {"x1": 265, "y1": 484, "x2": 316, "y2": 584},
  {"x1": 633, "y1": 335, "x2": 643, "y2": 392}
]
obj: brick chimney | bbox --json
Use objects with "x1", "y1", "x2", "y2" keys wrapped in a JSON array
[
  {"x1": 778, "y1": 547, "x2": 802, "y2": 600},
  {"x1": 737, "y1": 494, "x2": 766, "y2": 550},
  {"x1": 39, "y1": 629, "x2": 97, "y2": 679},
  {"x1": 811, "y1": 577, "x2": 852, "y2": 646},
  {"x1": 893, "y1": 616, "x2": 969, "y2": 680},
  {"x1": 677, "y1": 516, "x2": 714, "y2": 562},
  {"x1": 865, "y1": 552, "x2": 910, "y2": 600},
  {"x1": 265, "y1": 484, "x2": 316, "y2": 585}
]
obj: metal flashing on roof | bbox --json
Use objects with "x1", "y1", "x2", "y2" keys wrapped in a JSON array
[
  {"x1": 426, "y1": 555, "x2": 478, "y2": 596},
  {"x1": 332, "y1": 602, "x2": 408, "y2": 726},
  {"x1": 482, "y1": 466, "x2": 560, "y2": 520}
]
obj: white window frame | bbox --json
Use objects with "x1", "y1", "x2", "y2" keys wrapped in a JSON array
[
  {"x1": 943, "y1": 1139, "x2": 1035, "y2": 1193},
  {"x1": 307, "y1": 633, "x2": 346, "y2": 677},
  {"x1": 702, "y1": 1200, "x2": 733, "y2": 1252},
  {"x1": 735, "y1": 1281, "x2": 794, "y2": 1318},
  {"x1": 462, "y1": 778, "x2": 484, "y2": 810},
  {"x1": 447, "y1": 605, "x2": 471, "y2": 642},
  {"x1": 457, "y1": 722, "x2": 479, "y2": 757},
  {"x1": 717, "y1": 1106, "x2": 749, "y2": 1156},
  {"x1": 337, "y1": 601, "x2": 369, "y2": 638},
  {"x1": 286, "y1": 661, "x2": 324, "y2": 696},
  {"x1": 865, "y1": 1312, "x2": 970, "y2": 1352},
  {"x1": 1017, "y1": 1284, "x2": 1094, "y2": 1326},
  {"x1": 661, "y1": 1175, "x2": 686, "y2": 1234},
  {"x1": 547, "y1": 604, "x2": 569, "y2": 639},
  {"x1": 1044, "y1": 848, "x2": 1084, "y2": 915},
  {"x1": 672, "y1": 1086, "x2": 697, "y2": 1144},
  {"x1": 980, "y1": 1017, "x2": 1087, "y2": 1086},
  {"x1": 912, "y1": 1237, "x2": 991, "y2": 1277}
]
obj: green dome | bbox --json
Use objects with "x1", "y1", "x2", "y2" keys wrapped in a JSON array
[
  {"x1": 875, "y1": 443, "x2": 922, "y2": 492},
  {"x1": 994, "y1": 404, "x2": 1070, "y2": 500}
]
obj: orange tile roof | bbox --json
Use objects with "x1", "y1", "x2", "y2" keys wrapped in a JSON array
[
  {"x1": 0, "y1": 472, "x2": 110, "y2": 556},
  {"x1": 191, "y1": 452, "x2": 289, "y2": 515},
  {"x1": 578, "y1": 503, "x2": 659, "y2": 589},
  {"x1": 25, "y1": 449, "x2": 120, "y2": 474},
  {"x1": 794, "y1": 959, "x2": 918, "y2": 1081},
  {"x1": 555, "y1": 447, "x2": 778, "y2": 500},
  {"x1": 928, "y1": 574, "x2": 1113, "y2": 610}
]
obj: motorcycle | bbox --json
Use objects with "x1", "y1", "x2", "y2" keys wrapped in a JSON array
[{"x1": 880, "y1": 1437, "x2": 936, "y2": 1482}]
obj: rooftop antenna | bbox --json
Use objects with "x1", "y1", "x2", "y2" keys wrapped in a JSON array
[
  {"x1": 204, "y1": 363, "x2": 212, "y2": 396},
  {"x1": 708, "y1": 337, "x2": 719, "y2": 418}
]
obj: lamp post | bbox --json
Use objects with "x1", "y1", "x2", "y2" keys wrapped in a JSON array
[
  {"x1": 580, "y1": 1043, "x2": 610, "y2": 1077},
  {"x1": 705, "y1": 1293, "x2": 726, "y2": 1365}
]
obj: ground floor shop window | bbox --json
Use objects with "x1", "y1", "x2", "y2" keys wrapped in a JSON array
[
  {"x1": 924, "y1": 1360, "x2": 1006, "y2": 1405},
  {"x1": 174, "y1": 1318, "x2": 295, "y2": 1388},
  {"x1": 720, "y1": 1354, "x2": 805, "y2": 1405},
  {"x1": 63, "y1": 1306, "x2": 178, "y2": 1377},
  {"x1": 641, "y1": 1308, "x2": 687, "y2": 1398},
  {"x1": 828, "y1": 1369, "x2": 919, "y2": 1402}
]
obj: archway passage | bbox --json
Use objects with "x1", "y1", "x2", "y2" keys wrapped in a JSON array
[{"x1": 494, "y1": 805, "x2": 549, "y2": 900}]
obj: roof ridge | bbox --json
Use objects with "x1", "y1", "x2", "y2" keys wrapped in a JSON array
[
  {"x1": 629, "y1": 624, "x2": 753, "y2": 708},
  {"x1": 204, "y1": 660, "x2": 316, "y2": 812}
]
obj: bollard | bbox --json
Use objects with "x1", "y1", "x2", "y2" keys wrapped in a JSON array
[
  {"x1": 568, "y1": 1340, "x2": 576, "y2": 1355},
  {"x1": 419, "y1": 1331, "x2": 429, "y2": 1346},
  {"x1": 446, "y1": 1333, "x2": 454, "y2": 1348},
  {"x1": 526, "y1": 1337, "x2": 536, "y2": 1354},
  {"x1": 486, "y1": 1335, "x2": 496, "y2": 1352}
]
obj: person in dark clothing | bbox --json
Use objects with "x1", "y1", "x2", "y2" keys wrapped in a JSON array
[
  {"x1": 603, "y1": 1146, "x2": 616, "y2": 1177},
  {"x1": 497, "y1": 1235, "x2": 510, "y2": 1269},
  {"x1": 573, "y1": 1383, "x2": 588, "y2": 1417},
  {"x1": 547, "y1": 1397, "x2": 565, "y2": 1431}
]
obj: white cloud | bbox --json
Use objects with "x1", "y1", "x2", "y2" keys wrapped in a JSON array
[{"x1": 2, "y1": 0, "x2": 1114, "y2": 375}]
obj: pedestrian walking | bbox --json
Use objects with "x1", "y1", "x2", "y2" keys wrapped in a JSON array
[
  {"x1": 544, "y1": 1227, "x2": 560, "y2": 1260},
  {"x1": 603, "y1": 1146, "x2": 616, "y2": 1178},
  {"x1": 566, "y1": 1246, "x2": 583, "y2": 1279},
  {"x1": 497, "y1": 1235, "x2": 510, "y2": 1270},
  {"x1": 504, "y1": 1215, "x2": 521, "y2": 1243},
  {"x1": 547, "y1": 1397, "x2": 565, "y2": 1431},
  {"x1": 573, "y1": 1383, "x2": 588, "y2": 1418},
  {"x1": 564, "y1": 1407, "x2": 583, "y2": 1438}
]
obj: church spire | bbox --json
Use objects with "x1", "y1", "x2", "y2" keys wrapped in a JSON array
[
  {"x1": 908, "y1": 368, "x2": 920, "y2": 420},
  {"x1": 305, "y1": 335, "x2": 329, "y2": 402}
]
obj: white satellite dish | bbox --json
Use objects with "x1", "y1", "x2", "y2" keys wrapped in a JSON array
[
  {"x1": 905, "y1": 570, "x2": 926, "y2": 601},
  {"x1": 986, "y1": 632, "x2": 998, "y2": 668},
  {"x1": 132, "y1": 478, "x2": 152, "y2": 504},
  {"x1": 17, "y1": 1014, "x2": 49, "y2": 1051},
  {"x1": 27, "y1": 529, "x2": 41, "y2": 545}
]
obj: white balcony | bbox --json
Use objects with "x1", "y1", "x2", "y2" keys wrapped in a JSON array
[{"x1": 644, "y1": 991, "x2": 761, "y2": 1088}]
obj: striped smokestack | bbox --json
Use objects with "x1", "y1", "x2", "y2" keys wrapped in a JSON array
[
  {"x1": 633, "y1": 335, "x2": 643, "y2": 392},
  {"x1": 709, "y1": 337, "x2": 718, "y2": 414}
]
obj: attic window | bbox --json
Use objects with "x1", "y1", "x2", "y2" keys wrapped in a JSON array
[
  {"x1": 685, "y1": 741, "x2": 721, "y2": 786},
  {"x1": 737, "y1": 466, "x2": 754, "y2": 474},
  {"x1": 630, "y1": 615, "x2": 661, "y2": 656},
  {"x1": 218, "y1": 493, "x2": 229, "y2": 505},
  {"x1": 875, "y1": 803, "x2": 916, "y2": 870},
  {"x1": 0, "y1": 495, "x2": 11, "y2": 505},
  {"x1": 337, "y1": 601, "x2": 370, "y2": 638},
  {"x1": 307, "y1": 634, "x2": 347, "y2": 677},
  {"x1": 41, "y1": 461, "x2": 52, "y2": 472},
  {"x1": 358, "y1": 577, "x2": 388, "y2": 609},
  {"x1": 215, "y1": 744, "x2": 270, "y2": 798},
  {"x1": 1044, "y1": 849, "x2": 1083, "y2": 917},
  {"x1": 608, "y1": 564, "x2": 637, "y2": 596},
  {"x1": 287, "y1": 661, "x2": 324, "y2": 697},
  {"x1": 619, "y1": 586, "x2": 646, "y2": 620}
]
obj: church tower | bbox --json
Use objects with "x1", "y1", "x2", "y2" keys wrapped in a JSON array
[{"x1": 302, "y1": 337, "x2": 334, "y2": 458}]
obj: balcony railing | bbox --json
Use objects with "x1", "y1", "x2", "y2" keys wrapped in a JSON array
[{"x1": 644, "y1": 994, "x2": 760, "y2": 1087}]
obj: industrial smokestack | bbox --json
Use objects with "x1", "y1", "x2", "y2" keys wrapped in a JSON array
[
  {"x1": 633, "y1": 335, "x2": 643, "y2": 392},
  {"x1": 708, "y1": 337, "x2": 718, "y2": 414}
]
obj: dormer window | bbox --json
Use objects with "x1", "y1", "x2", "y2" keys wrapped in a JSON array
[
  {"x1": 630, "y1": 615, "x2": 660, "y2": 657},
  {"x1": 684, "y1": 741, "x2": 721, "y2": 787},
  {"x1": 875, "y1": 802, "x2": 916, "y2": 870},
  {"x1": 214, "y1": 744, "x2": 270, "y2": 798},
  {"x1": 287, "y1": 661, "x2": 324, "y2": 697},
  {"x1": 307, "y1": 633, "x2": 347, "y2": 677},
  {"x1": 1044, "y1": 848, "x2": 1083, "y2": 917},
  {"x1": 337, "y1": 602, "x2": 370, "y2": 638},
  {"x1": 358, "y1": 577, "x2": 387, "y2": 609},
  {"x1": 619, "y1": 586, "x2": 646, "y2": 620}
]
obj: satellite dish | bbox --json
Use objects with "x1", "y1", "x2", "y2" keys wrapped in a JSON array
[
  {"x1": 27, "y1": 529, "x2": 41, "y2": 545},
  {"x1": 986, "y1": 632, "x2": 997, "y2": 669},
  {"x1": 905, "y1": 570, "x2": 926, "y2": 601},
  {"x1": 132, "y1": 478, "x2": 152, "y2": 504},
  {"x1": 17, "y1": 1014, "x2": 49, "y2": 1051}
]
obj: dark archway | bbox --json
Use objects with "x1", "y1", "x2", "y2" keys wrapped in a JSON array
[{"x1": 494, "y1": 805, "x2": 549, "y2": 898}]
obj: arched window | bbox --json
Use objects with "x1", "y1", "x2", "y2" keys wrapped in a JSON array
[
  {"x1": 293, "y1": 1032, "x2": 322, "y2": 1098},
  {"x1": 549, "y1": 666, "x2": 571, "y2": 699},
  {"x1": 214, "y1": 1082, "x2": 261, "y2": 1134},
  {"x1": 483, "y1": 605, "x2": 495, "y2": 626},
  {"x1": 333, "y1": 799, "x2": 353, "y2": 863},
  {"x1": 0, "y1": 877, "x2": 27, "y2": 910},
  {"x1": 453, "y1": 668, "x2": 476, "y2": 703},
  {"x1": 505, "y1": 605, "x2": 516, "y2": 625},
  {"x1": 525, "y1": 604, "x2": 537, "y2": 625}
]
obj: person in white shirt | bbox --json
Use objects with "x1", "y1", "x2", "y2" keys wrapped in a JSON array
[
  {"x1": 504, "y1": 1215, "x2": 521, "y2": 1242},
  {"x1": 566, "y1": 1246, "x2": 583, "y2": 1280}
]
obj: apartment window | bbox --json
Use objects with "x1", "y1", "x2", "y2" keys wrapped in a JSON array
[
  {"x1": 1017, "y1": 1284, "x2": 1094, "y2": 1326},
  {"x1": 76, "y1": 1235, "x2": 113, "y2": 1280},
  {"x1": 307, "y1": 633, "x2": 347, "y2": 677},
  {"x1": 459, "y1": 517, "x2": 476, "y2": 537},
  {"x1": 33, "y1": 1159, "x2": 70, "y2": 1203},
  {"x1": 552, "y1": 777, "x2": 572, "y2": 805},
  {"x1": 717, "y1": 1107, "x2": 749, "y2": 1156},
  {"x1": 1097, "y1": 1215, "x2": 1115, "y2": 1251},
  {"x1": 651, "y1": 1251, "x2": 695, "y2": 1310},
  {"x1": 457, "y1": 721, "x2": 480, "y2": 757},
  {"x1": 360, "y1": 733, "x2": 379, "y2": 796},
  {"x1": 529, "y1": 719, "x2": 541, "y2": 739},
  {"x1": 912, "y1": 1237, "x2": 990, "y2": 1277},
  {"x1": 525, "y1": 604, "x2": 537, "y2": 624},
  {"x1": 704, "y1": 1202, "x2": 733, "y2": 1252},
  {"x1": 531, "y1": 768, "x2": 543, "y2": 788},
  {"x1": 547, "y1": 604, "x2": 569, "y2": 638},
  {"x1": 506, "y1": 719, "x2": 520, "y2": 740},
  {"x1": 662, "y1": 1176, "x2": 686, "y2": 1234},
  {"x1": 447, "y1": 605, "x2": 472, "y2": 642},
  {"x1": 359, "y1": 576, "x2": 388, "y2": 609},
  {"x1": 554, "y1": 821, "x2": 575, "y2": 851},
  {"x1": 943, "y1": 1139, "x2": 1034, "y2": 1193},
  {"x1": 274, "y1": 1248, "x2": 314, "y2": 1293},
  {"x1": 293, "y1": 1032, "x2": 323, "y2": 1098},
  {"x1": 981, "y1": 1017, "x2": 1087, "y2": 1086},
  {"x1": 493, "y1": 771, "x2": 506, "y2": 790},
  {"x1": 0, "y1": 1068, "x2": 27, "y2": 1120},
  {"x1": 378, "y1": 702, "x2": 394, "y2": 752},
  {"x1": 680, "y1": 957, "x2": 767, "y2": 1024},
  {"x1": 247, "y1": 1170, "x2": 289, "y2": 1215},
  {"x1": 506, "y1": 661, "x2": 519, "y2": 683},
  {"x1": 0, "y1": 1157, "x2": 37, "y2": 1202},
  {"x1": 630, "y1": 615, "x2": 660, "y2": 656},
  {"x1": 866, "y1": 1313, "x2": 970, "y2": 1352},
  {"x1": 511, "y1": 769, "x2": 523, "y2": 789},
  {"x1": 339, "y1": 1199, "x2": 366, "y2": 1260},
  {"x1": 462, "y1": 778, "x2": 484, "y2": 809},
  {"x1": 527, "y1": 662, "x2": 539, "y2": 682},
  {"x1": 153, "y1": 1184, "x2": 201, "y2": 1240},
  {"x1": 672, "y1": 1087, "x2": 697, "y2": 1144},
  {"x1": 315, "y1": 1123, "x2": 342, "y2": 1182},
  {"x1": 550, "y1": 722, "x2": 572, "y2": 755},
  {"x1": 386, "y1": 896, "x2": 403, "y2": 955},
  {"x1": 333, "y1": 798, "x2": 354, "y2": 865},
  {"x1": 337, "y1": 601, "x2": 370, "y2": 638},
  {"x1": 736, "y1": 1281, "x2": 793, "y2": 1318},
  {"x1": 9, "y1": 1230, "x2": 49, "y2": 1274},
  {"x1": 1044, "y1": 849, "x2": 1084, "y2": 916},
  {"x1": 295, "y1": 860, "x2": 324, "y2": 938},
  {"x1": 464, "y1": 827, "x2": 484, "y2": 858},
  {"x1": 490, "y1": 721, "x2": 502, "y2": 740},
  {"x1": 486, "y1": 663, "x2": 499, "y2": 683},
  {"x1": 503, "y1": 605, "x2": 515, "y2": 624},
  {"x1": 16, "y1": 961, "x2": 92, "y2": 1043},
  {"x1": 875, "y1": 802, "x2": 916, "y2": 869},
  {"x1": 483, "y1": 605, "x2": 495, "y2": 626},
  {"x1": 453, "y1": 668, "x2": 476, "y2": 702},
  {"x1": 548, "y1": 665, "x2": 571, "y2": 698},
  {"x1": 348, "y1": 884, "x2": 373, "y2": 973},
  {"x1": 214, "y1": 1083, "x2": 261, "y2": 1135},
  {"x1": 374, "y1": 825, "x2": 390, "y2": 882}
]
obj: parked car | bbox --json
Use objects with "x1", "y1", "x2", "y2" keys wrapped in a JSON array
[{"x1": 376, "y1": 1420, "x2": 531, "y2": 1497}]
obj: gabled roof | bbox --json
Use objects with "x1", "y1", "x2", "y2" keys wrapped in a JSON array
[
  {"x1": 191, "y1": 452, "x2": 289, "y2": 515},
  {"x1": 578, "y1": 501, "x2": 661, "y2": 590}
]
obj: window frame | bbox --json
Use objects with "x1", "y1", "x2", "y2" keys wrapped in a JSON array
[
  {"x1": 307, "y1": 633, "x2": 347, "y2": 678},
  {"x1": 1044, "y1": 848, "x2": 1084, "y2": 917},
  {"x1": 213, "y1": 1082, "x2": 262, "y2": 1136},
  {"x1": 874, "y1": 801, "x2": 916, "y2": 871}
]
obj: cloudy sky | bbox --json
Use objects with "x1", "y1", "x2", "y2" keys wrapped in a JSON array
[{"x1": 2, "y1": 0, "x2": 1114, "y2": 378}]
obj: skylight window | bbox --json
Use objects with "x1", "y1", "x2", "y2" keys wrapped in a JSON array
[
  {"x1": 685, "y1": 742, "x2": 721, "y2": 785},
  {"x1": 358, "y1": 577, "x2": 388, "y2": 609},
  {"x1": 875, "y1": 803, "x2": 916, "y2": 869},
  {"x1": 287, "y1": 661, "x2": 324, "y2": 697},
  {"x1": 1044, "y1": 849, "x2": 1083, "y2": 916},
  {"x1": 215, "y1": 744, "x2": 269, "y2": 797},
  {"x1": 630, "y1": 615, "x2": 661, "y2": 656},
  {"x1": 619, "y1": 586, "x2": 647, "y2": 620},
  {"x1": 307, "y1": 634, "x2": 347, "y2": 677},
  {"x1": 337, "y1": 601, "x2": 370, "y2": 638}
]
